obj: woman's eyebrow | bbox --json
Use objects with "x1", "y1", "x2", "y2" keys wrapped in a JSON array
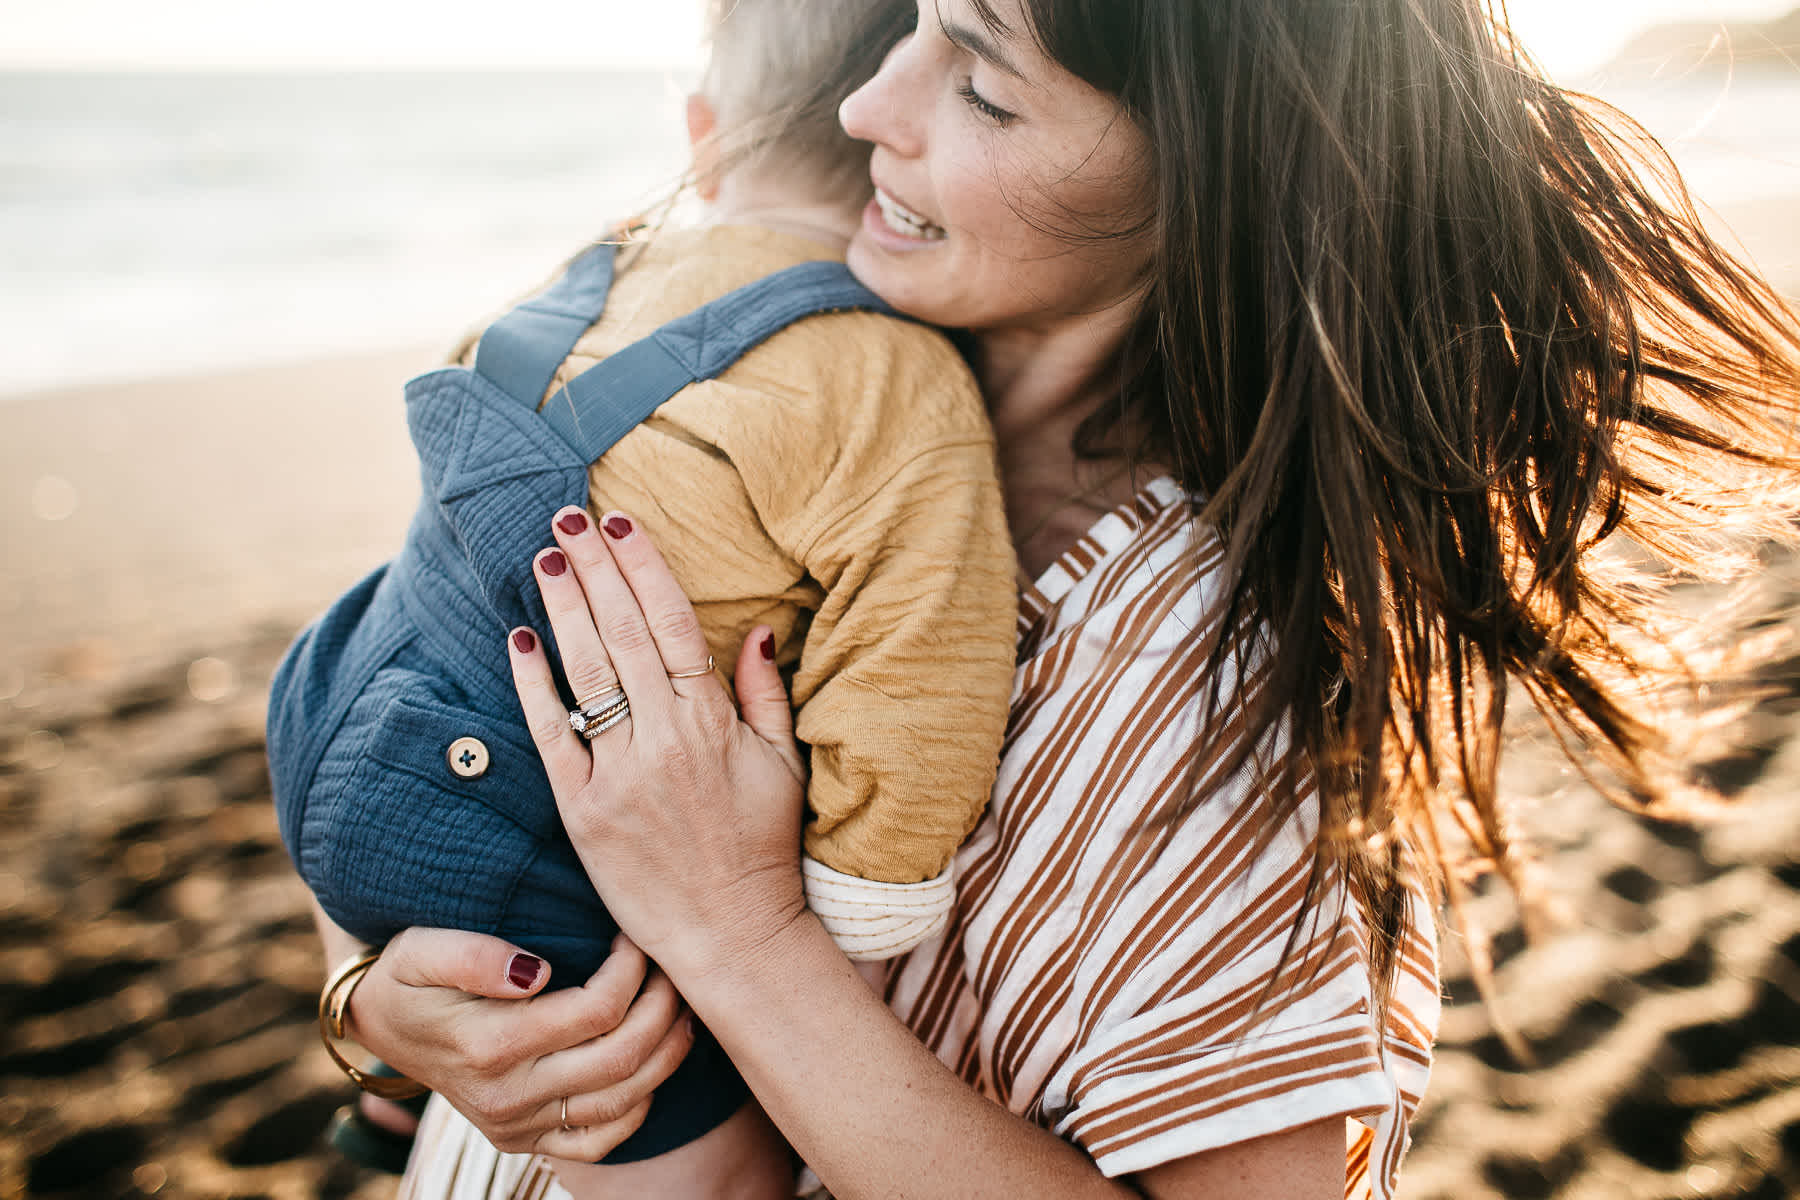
[{"x1": 941, "y1": 19, "x2": 1024, "y2": 78}]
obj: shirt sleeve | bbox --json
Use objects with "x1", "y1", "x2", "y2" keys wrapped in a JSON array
[
  {"x1": 692, "y1": 310, "x2": 1020, "y2": 894},
  {"x1": 801, "y1": 853, "x2": 956, "y2": 961},
  {"x1": 787, "y1": 433, "x2": 1019, "y2": 886},
  {"x1": 1040, "y1": 758, "x2": 1438, "y2": 1191}
]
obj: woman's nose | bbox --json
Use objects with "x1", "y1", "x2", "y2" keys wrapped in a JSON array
[{"x1": 839, "y1": 34, "x2": 925, "y2": 158}]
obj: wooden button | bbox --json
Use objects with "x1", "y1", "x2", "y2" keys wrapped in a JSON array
[{"x1": 446, "y1": 736, "x2": 490, "y2": 779}]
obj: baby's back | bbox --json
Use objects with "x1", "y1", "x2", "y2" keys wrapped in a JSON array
[
  {"x1": 525, "y1": 225, "x2": 1019, "y2": 922},
  {"x1": 542, "y1": 225, "x2": 990, "y2": 678}
]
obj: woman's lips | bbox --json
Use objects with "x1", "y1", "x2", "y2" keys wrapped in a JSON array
[{"x1": 871, "y1": 186, "x2": 945, "y2": 241}]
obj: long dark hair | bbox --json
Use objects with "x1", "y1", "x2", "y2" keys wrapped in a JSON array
[{"x1": 983, "y1": 0, "x2": 1800, "y2": 1008}]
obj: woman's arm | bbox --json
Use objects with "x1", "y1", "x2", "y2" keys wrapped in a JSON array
[
  {"x1": 670, "y1": 896, "x2": 1346, "y2": 1199},
  {"x1": 309, "y1": 893, "x2": 369, "y2": 977},
  {"x1": 307, "y1": 896, "x2": 695, "y2": 1161},
  {"x1": 506, "y1": 507, "x2": 1346, "y2": 1198}
]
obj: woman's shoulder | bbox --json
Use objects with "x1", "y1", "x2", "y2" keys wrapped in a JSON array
[{"x1": 1019, "y1": 475, "x2": 1218, "y2": 651}]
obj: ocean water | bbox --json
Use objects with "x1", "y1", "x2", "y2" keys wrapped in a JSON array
[
  {"x1": 1591, "y1": 72, "x2": 1800, "y2": 206},
  {"x1": 0, "y1": 69, "x2": 691, "y2": 397},
  {"x1": 0, "y1": 68, "x2": 1795, "y2": 398}
]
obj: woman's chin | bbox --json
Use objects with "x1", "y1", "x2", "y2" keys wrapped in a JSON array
[{"x1": 845, "y1": 236, "x2": 943, "y2": 326}]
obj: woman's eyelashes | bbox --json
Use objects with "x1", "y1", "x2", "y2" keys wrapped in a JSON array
[{"x1": 957, "y1": 80, "x2": 1017, "y2": 125}]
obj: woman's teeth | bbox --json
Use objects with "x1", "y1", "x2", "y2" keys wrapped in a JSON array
[{"x1": 876, "y1": 189, "x2": 945, "y2": 240}]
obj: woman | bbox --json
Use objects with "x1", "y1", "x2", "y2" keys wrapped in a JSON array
[{"x1": 326, "y1": 0, "x2": 1800, "y2": 1195}]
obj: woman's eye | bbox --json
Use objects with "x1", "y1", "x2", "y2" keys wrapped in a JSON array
[{"x1": 957, "y1": 81, "x2": 1017, "y2": 126}]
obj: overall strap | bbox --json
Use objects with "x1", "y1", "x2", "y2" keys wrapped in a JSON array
[
  {"x1": 539, "y1": 260, "x2": 894, "y2": 462},
  {"x1": 473, "y1": 241, "x2": 619, "y2": 410}
]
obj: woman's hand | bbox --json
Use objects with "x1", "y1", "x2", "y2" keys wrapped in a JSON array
[
  {"x1": 341, "y1": 926, "x2": 693, "y2": 1160},
  {"x1": 506, "y1": 506, "x2": 810, "y2": 980}
]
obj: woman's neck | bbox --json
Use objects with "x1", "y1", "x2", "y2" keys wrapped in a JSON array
[{"x1": 973, "y1": 304, "x2": 1150, "y2": 581}]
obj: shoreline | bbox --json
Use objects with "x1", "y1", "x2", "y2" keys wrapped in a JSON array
[{"x1": 0, "y1": 341, "x2": 451, "y2": 415}]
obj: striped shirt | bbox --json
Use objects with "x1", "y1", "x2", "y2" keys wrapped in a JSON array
[
  {"x1": 399, "y1": 475, "x2": 1440, "y2": 1199},
  {"x1": 871, "y1": 475, "x2": 1438, "y2": 1195}
]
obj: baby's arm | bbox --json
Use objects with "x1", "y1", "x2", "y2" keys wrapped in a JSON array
[{"x1": 786, "y1": 433, "x2": 1018, "y2": 958}]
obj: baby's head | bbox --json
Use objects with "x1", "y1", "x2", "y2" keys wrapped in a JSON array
[{"x1": 689, "y1": 0, "x2": 913, "y2": 203}]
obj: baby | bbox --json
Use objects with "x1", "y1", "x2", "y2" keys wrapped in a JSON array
[{"x1": 267, "y1": 0, "x2": 1018, "y2": 1194}]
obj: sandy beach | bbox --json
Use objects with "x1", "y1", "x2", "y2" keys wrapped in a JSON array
[
  {"x1": 3, "y1": 197, "x2": 1800, "y2": 1199},
  {"x1": 2, "y1": 347, "x2": 441, "y2": 1200},
  {"x1": 0, "y1": 346, "x2": 442, "y2": 673}
]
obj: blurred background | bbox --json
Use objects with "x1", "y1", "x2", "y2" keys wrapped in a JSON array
[{"x1": 0, "y1": 2, "x2": 1797, "y2": 1197}]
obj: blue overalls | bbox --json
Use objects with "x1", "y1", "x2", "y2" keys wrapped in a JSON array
[{"x1": 267, "y1": 241, "x2": 892, "y2": 1161}]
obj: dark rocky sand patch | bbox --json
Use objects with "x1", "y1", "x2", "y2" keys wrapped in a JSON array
[{"x1": 0, "y1": 631, "x2": 393, "y2": 1200}]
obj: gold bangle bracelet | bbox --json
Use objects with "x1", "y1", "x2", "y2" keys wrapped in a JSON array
[{"x1": 318, "y1": 949, "x2": 428, "y2": 1100}]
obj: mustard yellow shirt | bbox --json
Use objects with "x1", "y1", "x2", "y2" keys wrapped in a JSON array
[{"x1": 461, "y1": 225, "x2": 1018, "y2": 956}]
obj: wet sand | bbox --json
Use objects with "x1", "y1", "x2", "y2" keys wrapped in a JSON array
[{"x1": 0, "y1": 346, "x2": 439, "y2": 673}]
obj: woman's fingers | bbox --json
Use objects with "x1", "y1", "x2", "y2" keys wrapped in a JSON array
[
  {"x1": 532, "y1": 987, "x2": 695, "y2": 1161},
  {"x1": 548, "y1": 506, "x2": 676, "y2": 713},
  {"x1": 507, "y1": 623, "x2": 593, "y2": 788},
  {"x1": 346, "y1": 927, "x2": 684, "y2": 1157},
  {"x1": 375, "y1": 932, "x2": 647, "y2": 1064},
  {"x1": 587, "y1": 511, "x2": 722, "y2": 700},
  {"x1": 602, "y1": 984, "x2": 693, "y2": 1104},
  {"x1": 511, "y1": 956, "x2": 691, "y2": 1160},
  {"x1": 733, "y1": 626, "x2": 804, "y2": 777},
  {"x1": 532, "y1": 1097, "x2": 652, "y2": 1165},
  {"x1": 524, "y1": 935, "x2": 654, "y2": 1062},
  {"x1": 534, "y1": 526, "x2": 620, "y2": 707},
  {"x1": 531, "y1": 962, "x2": 684, "y2": 1097},
  {"x1": 378, "y1": 927, "x2": 550, "y2": 1000}
]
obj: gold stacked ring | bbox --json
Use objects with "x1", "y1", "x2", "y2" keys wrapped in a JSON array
[
  {"x1": 666, "y1": 655, "x2": 715, "y2": 680},
  {"x1": 575, "y1": 686, "x2": 625, "y2": 711},
  {"x1": 568, "y1": 688, "x2": 630, "y2": 740}
]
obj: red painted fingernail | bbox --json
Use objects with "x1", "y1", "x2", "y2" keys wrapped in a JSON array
[
  {"x1": 602, "y1": 516, "x2": 633, "y2": 540},
  {"x1": 512, "y1": 629, "x2": 537, "y2": 653},
  {"x1": 539, "y1": 550, "x2": 568, "y2": 577},
  {"x1": 759, "y1": 632, "x2": 776, "y2": 661},
  {"x1": 557, "y1": 510, "x2": 589, "y2": 535},
  {"x1": 507, "y1": 953, "x2": 543, "y2": 989}
]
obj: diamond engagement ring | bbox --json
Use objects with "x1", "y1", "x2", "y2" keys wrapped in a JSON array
[{"x1": 568, "y1": 689, "x2": 629, "y2": 740}]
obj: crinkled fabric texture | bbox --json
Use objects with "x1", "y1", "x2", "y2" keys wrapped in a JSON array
[{"x1": 541, "y1": 226, "x2": 1018, "y2": 886}]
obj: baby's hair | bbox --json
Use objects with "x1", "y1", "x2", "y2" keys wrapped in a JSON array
[{"x1": 699, "y1": 0, "x2": 915, "y2": 194}]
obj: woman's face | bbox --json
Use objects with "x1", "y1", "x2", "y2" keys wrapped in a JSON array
[{"x1": 838, "y1": 0, "x2": 1154, "y2": 336}]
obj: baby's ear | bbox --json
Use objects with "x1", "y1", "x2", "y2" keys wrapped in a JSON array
[{"x1": 685, "y1": 94, "x2": 722, "y2": 202}]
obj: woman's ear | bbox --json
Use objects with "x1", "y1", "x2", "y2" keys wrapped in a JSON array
[{"x1": 685, "y1": 94, "x2": 722, "y2": 203}]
